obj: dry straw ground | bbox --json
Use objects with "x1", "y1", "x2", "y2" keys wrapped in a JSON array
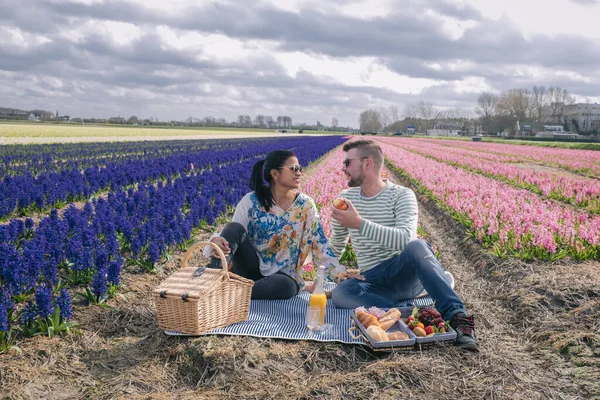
[{"x1": 1, "y1": 142, "x2": 599, "y2": 399}]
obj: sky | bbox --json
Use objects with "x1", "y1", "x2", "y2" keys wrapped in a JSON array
[{"x1": 1, "y1": 0, "x2": 599, "y2": 127}]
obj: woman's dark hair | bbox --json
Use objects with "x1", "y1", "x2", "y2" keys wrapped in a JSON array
[{"x1": 250, "y1": 149, "x2": 295, "y2": 212}]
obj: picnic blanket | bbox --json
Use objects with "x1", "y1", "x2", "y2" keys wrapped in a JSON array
[{"x1": 165, "y1": 283, "x2": 434, "y2": 344}]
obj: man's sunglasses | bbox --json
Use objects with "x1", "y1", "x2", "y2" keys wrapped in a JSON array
[
  {"x1": 343, "y1": 157, "x2": 368, "y2": 167},
  {"x1": 279, "y1": 164, "x2": 303, "y2": 173}
]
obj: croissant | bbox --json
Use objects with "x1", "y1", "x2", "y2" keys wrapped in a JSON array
[
  {"x1": 387, "y1": 331, "x2": 409, "y2": 341},
  {"x1": 356, "y1": 311, "x2": 381, "y2": 328},
  {"x1": 378, "y1": 308, "x2": 401, "y2": 331},
  {"x1": 366, "y1": 325, "x2": 389, "y2": 342}
]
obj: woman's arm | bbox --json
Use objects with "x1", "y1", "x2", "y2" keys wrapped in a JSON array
[{"x1": 306, "y1": 198, "x2": 345, "y2": 279}]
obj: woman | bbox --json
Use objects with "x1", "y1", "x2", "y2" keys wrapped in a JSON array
[{"x1": 204, "y1": 150, "x2": 343, "y2": 300}]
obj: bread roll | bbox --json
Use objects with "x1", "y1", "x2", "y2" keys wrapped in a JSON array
[
  {"x1": 378, "y1": 308, "x2": 401, "y2": 331},
  {"x1": 356, "y1": 311, "x2": 381, "y2": 328},
  {"x1": 387, "y1": 331, "x2": 409, "y2": 341},
  {"x1": 366, "y1": 325, "x2": 389, "y2": 342}
]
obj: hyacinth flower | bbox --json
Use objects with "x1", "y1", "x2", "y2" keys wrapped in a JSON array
[
  {"x1": 22, "y1": 286, "x2": 78, "y2": 338},
  {"x1": 0, "y1": 287, "x2": 16, "y2": 352}
]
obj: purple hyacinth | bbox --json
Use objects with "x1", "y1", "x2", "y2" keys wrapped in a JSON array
[
  {"x1": 147, "y1": 242, "x2": 160, "y2": 264},
  {"x1": 91, "y1": 248, "x2": 108, "y2": 298},
  {"x1": 107, "y1": 257, "x2": 123, "y2": 286},
  {"x1": 56, "y1": 288, "x2": 72, "y2": 321},
  {"x1": 20, "y1": 302, "x2": 38, "y2": 324},
  {"x1": 0, "y1": 288, "x2": 13, "y2": 332},
  {"x1": 35, "y1": 286, "x2": 54, "y2": 320}
]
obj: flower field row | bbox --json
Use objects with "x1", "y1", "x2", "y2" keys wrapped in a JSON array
[
  {"x1": 376, "y1": 137, "x2": 600, "y2": 214},
  {"x1": 0, "y1": 136, "x2": 345, "y2": 349},
  {"x1": 422, "y1": 138, "x2": 600, "y2": 176},
  {"x1": 0, "y1": 139, "x2": 253, "y2": 177},
  {"x1": 373, "y1": 138, "x2": 600, "y2": 261},
  {"x1": 0, "y1": 137, "x2": 317, "y2": 220}
]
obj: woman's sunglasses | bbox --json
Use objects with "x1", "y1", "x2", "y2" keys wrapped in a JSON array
[{"x1": 279, "y1": 164, "x2": 303, "y2": 173}]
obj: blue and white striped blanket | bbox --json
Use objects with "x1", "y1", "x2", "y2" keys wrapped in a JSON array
[{"x1": 165, "y1": 283, "x2": 433, "y2": 344}]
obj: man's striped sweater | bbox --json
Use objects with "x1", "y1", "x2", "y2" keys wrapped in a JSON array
[{"x1": 329, "y1": 181, "x2": 418, "y2": 272}]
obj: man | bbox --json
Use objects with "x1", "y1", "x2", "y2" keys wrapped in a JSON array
[{"x1": 329, "y1": 139, "x2": 479, "y2": 352}]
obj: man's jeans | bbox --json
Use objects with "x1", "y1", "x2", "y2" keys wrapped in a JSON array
[{"x1": 331, "y1": 239, "x2": 465, "y2": 320}]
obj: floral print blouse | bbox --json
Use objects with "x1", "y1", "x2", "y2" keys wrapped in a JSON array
[{"x1": 225, "y1": 191, "x2": 343, "y2": 287}]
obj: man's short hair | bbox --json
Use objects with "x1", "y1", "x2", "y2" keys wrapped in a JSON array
[{"x1": 343, "y1": 140, "x2": 384, "y2": 169}]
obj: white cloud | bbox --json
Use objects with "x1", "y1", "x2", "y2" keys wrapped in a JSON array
[{"x1": 0, "y1": 0, "x2": 599, "y2": 127}]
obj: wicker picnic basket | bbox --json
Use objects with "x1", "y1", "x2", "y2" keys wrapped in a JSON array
[{"x1": 152, "y1": 241, "x2": 254, "y2": 335}]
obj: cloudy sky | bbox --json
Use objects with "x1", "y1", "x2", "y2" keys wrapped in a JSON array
[{"x1": 1, "y1": 0, "x2": 599, "y2": 127}]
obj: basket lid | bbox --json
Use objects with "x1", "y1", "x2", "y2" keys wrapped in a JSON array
[{"x1": 152, "y1": 267, "x2": 234, "y2": 301}]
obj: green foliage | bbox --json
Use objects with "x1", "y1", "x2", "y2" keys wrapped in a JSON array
[
  {"x1": 0, "y1": 328, "x2": 18, "y2": 353},
  {"x1": 339, "y1": 242, "x2": 358, "y2": 268},
  {"x1": 21, "y1": 306, "x2": 79, "y2": 339}
]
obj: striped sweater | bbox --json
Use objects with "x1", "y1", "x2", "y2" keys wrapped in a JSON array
[{"x1": 329, "y1": 182, "x2": 418, "y2": 272}]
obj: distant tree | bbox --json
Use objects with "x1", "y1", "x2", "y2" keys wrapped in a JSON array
[
  {"x1": 359, "y1": 109, "x2": 382, "y2": 133},
  {"x1": 254, "y1": 115, "x2": 266, "y2": 128},
  {"x1": 548, "y1": 86, "x2": 575, "y2": 124},
  {"x1": 475, "y1": 92, "x2": 499, "y2": 134},
  {"x1": 413, "y1": 101, "x2": 446, "y2": 134},
  {"x1": 497, "y1": 88, "x2": 532, "y2": 121},
  {"x1": 331, "y1": 117, "x2": 339, "y2": 130},
  {"x1": 532, "y1": 85, "x2": 550, "y2": 122},
  {"x1": 127, "y1": 115, "x2": 139, "y2": 124}
]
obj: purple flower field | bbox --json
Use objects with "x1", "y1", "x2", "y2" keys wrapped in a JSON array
[{"x1": 0, "y1": 135, "x2": 345, "y2": 347}]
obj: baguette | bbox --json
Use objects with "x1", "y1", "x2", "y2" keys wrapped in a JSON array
[
  {"x1": 378, "y1": 308, "x2": 401, "y2": 331},
  {"x1": 366, "y1": 325, "x2": 389, "y2": 342},
  {"x1": 387, "y1": 331, "x2": 409, "y2": 341}
]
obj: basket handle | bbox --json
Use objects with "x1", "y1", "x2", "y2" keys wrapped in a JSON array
[
  {"x1": 181, "y1": 240, "x2": 229, "y2": 277},
  {"x1": 348, "y1": 320, "x2": 366, "y2": 341}
]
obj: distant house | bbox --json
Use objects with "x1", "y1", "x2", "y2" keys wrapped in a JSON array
[
  {"x1": 58, "y1": 115, "x2": 71, "y2": 122},
  {"x1": 107, "y1": 116, "x2": 126, "y2": 124},
  {"x1": 275, "y1": 129, "x2": 289, "y2": 133},
  {"x1": 28, "y1": 113, "x2": 39, "y2": 122}
]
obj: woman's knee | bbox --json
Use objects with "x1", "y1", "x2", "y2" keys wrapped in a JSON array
[
  {"x1": 252, "y1": 274, "x2": 298, "y2": 300},
  {"x1": 221, "y1": 221, "x2": 246, "y2": 236}
]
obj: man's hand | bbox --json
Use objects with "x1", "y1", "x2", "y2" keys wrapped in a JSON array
[
  {"x1": 209, "y1": 237, "x2": 230, "y2": 258},
  {"x1": 331, "y1": 199, "x2": 363, "y2": 230}
]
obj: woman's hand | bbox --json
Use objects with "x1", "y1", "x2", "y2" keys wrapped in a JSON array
[
  {"x1": 209, "y1": 237, "x2": 230, "y2": 258},
  {"x1": 304, "y1": 281, "x2": 316, "y2": 293},
  {"x1": 337, "y1": 273, "x2": 365, "y2": 282}
]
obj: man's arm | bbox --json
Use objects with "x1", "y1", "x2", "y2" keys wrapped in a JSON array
[{"x1": 329, "y1": 211, "x2": 349, "y2": 259}]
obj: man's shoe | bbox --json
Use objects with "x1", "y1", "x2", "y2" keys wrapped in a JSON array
[{"x1": 449, "y1": 312, "x2": 479, "y2": 352}]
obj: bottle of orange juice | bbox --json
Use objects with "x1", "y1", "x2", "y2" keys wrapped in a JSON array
[{"x1": 309, "y1": 265, "x2": 327, "y2": 325}]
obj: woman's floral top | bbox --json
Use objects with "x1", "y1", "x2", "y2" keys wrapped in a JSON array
[{"x1": 229, "y1": 191, "x2": 343, "y2": 287}]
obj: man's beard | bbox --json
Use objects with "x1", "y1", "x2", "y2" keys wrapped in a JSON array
[{"x1": 348, "y1": 174, "x2": 364, "y2": 187}]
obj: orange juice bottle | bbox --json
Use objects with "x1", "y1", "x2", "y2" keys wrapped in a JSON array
[{"x1": 309, "y1": 265, "x2": 327, "y2": 325}]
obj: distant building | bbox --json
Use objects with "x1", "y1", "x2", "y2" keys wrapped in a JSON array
[
  {"x1": 535, "y1": 131, "x2": 579, "y2": 138},
  {"x1": 27, "y1": 113, "x2": 39, "y2": 122},
  {"x1": 428, "y1": 129, "x2": 461, "y2": 136},
  {"x1": 543, "y1": 125, "x2": 564, "y2": 132},
  {"x1": 564, "y1": 103, "x2": 600, "y2": 133},
  {"x1": 107, "y1": 116, "x2": 126, "y2": 124}
]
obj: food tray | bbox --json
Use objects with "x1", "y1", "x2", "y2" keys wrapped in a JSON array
[
  {"x1": 349, "y1": 310, "x2": 416, "y2": 349},
  {"x1": 397, "y1": 306, "x2": 457, "y2": 345}
]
